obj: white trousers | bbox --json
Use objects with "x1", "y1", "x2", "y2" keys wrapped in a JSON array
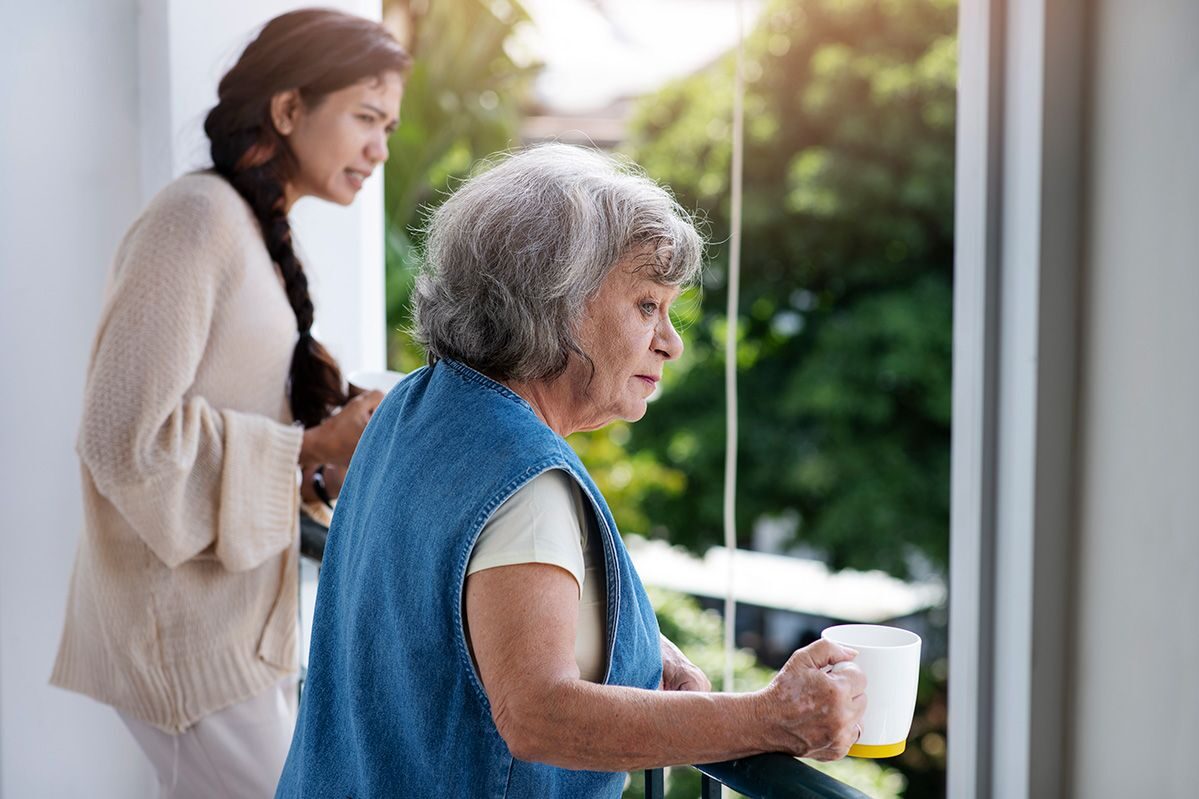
[{"x1": 118, "y1": 675, "x2": 299, "y2": 799}]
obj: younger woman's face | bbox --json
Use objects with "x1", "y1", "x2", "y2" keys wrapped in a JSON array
[{"x1": 275, "y1": 71, "x2": 403, "y2": 209}]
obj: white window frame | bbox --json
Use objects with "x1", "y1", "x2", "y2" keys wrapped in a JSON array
[{"x1": 949, "y1": 0, "x2": 1085, "y2": 796}]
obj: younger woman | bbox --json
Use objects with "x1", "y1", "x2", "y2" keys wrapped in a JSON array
[{"x1": 51, "y1": 9, "x2": 409, "y2": 797}]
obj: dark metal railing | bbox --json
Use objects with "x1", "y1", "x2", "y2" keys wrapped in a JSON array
[{"x1": 646, "y1": 753, "x2": 871, "y2": 799}]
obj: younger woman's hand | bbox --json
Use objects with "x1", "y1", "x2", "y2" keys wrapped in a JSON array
[
  {"x1": 300, "y1": 390, "x2": 384, "y2": 467},
  {"x1": 300, "y1": 463, "x2": 347, "y2": 503}
]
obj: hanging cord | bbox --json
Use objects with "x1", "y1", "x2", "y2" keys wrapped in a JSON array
[{"x1": 723, "y1": 0, "x2": 746, "y2": 699}]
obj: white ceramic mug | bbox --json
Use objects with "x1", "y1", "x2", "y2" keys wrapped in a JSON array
[{"x1": 821, "y1": 624, "x2": 921, "y2": 758}]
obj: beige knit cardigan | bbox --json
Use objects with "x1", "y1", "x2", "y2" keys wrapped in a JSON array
[{"x1": 52, "y1": 173, "x2": 306, "y2": 733}]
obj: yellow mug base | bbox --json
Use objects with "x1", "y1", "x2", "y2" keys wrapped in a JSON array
[{"x1": 849, "y1": 740, "x2": 906, "y2": 759}]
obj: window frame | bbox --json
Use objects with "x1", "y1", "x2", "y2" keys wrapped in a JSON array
[{"x1": 949, "y1": 0, "x2": 1086, "y2": 796}]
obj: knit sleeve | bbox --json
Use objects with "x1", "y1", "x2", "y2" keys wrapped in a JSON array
[{"x1": 77, "y1": 181, "x2": 303, "y2": 572}]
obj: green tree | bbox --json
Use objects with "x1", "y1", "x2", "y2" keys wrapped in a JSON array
[
  {"x1": 623, "y1": 0, "x2": 957, "y2": 578},
  {"x1": 378, "y1": 1, "x2": 953, "y2": 793},
  {"x1": 383, "y1": 0, "x2": 539, "y2": 373}
]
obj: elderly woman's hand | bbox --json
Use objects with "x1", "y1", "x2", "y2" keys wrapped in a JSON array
[
  {"x1": 659, "y1": 634, "x2": 711, "y2": 692},
  {"x1": 759, "y1": 638, "x2": 867, "y2": 761}
]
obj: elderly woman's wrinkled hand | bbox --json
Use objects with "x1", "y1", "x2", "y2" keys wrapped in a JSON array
[
  {"x1": 760, "y1": 638, "x2": 867, "y2": 761},
  {"x1": 658, "y1": 634, "x2": 711, "y2": 692}
]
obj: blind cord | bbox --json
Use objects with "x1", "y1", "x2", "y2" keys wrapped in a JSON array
[{"x1": 722, "y1": 0, "x2": 745, "y2": 698}]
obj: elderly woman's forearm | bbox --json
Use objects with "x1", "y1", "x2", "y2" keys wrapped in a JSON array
[{"x1": 493, "y1": 679, "x2": 778, "y2": 771}]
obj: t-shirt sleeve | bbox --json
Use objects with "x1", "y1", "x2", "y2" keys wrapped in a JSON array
[{"x1": 466, "y1": 469, "x2": 586, "y2": 596}]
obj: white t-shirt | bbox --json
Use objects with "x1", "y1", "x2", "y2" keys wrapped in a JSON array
[{"x1": 466, "y1": 470, "x2": 608, "y2": 683}]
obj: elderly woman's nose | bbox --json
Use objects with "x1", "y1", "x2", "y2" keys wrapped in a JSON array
[{"x1": 655, "y1": 318, "x2": 684, "y2": 360}]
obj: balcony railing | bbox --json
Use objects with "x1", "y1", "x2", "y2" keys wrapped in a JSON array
[{"x1": 646, "y1": 753, "x2": 871, "y2": 799}]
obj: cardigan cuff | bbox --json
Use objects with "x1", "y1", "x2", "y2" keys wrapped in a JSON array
[{"x1": 215, "y1": 411, "x2": 304, "y2": 572}]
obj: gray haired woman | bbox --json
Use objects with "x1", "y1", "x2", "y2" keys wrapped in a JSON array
[{"x1": 277, "y1": 144, "x2": 866, "y2": 798}]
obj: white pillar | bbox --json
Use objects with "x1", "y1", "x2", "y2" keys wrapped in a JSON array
[
  {"x1": 0, "y1": 2, "x2": 159, "y2": 795},
  {"x1": 1070, "y1": 1, "x2": 1199, "y2": 794},
  {"x1": 950, "y1": 0, "x2": 1085, "y2": 796}
]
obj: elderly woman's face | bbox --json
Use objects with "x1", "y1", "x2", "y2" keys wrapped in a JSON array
[{"x1": 570, "y1": 260, "x2": 684, "y2": 428}]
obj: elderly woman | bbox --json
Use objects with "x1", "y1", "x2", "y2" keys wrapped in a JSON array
[{"x1": 276, "y1": 144, "x2": 866, "y2": 798}]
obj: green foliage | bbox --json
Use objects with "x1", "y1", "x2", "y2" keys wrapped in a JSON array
[
  {"x1": 379, "y1": 0, "x2": 954, "y2": 793},
  {"x1": 646, "y1": 587, "x2": 773, "y2": 692},
  {"x1": 567, "y1": 427, "x2": 687, "y2": 535},
  {"x1": 806, "y1": 757, "x2": 908, "y2": 799},
  {"x1": 622, "y1": 0, "x2": 957, "y2": 578},
  {"x1": 379, "y1": 0, "x2": 956, "y2": 578},
  {"x1": 383, "y1": 0, "x2": 539, "y2": 373}
]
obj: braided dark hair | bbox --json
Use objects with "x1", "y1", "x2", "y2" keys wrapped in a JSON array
[{"x1": 203, "y1": 9, "x2": 410, "y2": 428}]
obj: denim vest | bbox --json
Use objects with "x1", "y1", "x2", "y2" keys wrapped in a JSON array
[{"x1": 276, "y1": 359, "x2": 663, "y2": 798}]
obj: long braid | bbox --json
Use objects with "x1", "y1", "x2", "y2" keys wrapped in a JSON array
[
  {"x1": 207, "y1": 114, "x2": 352, "y2": 428},
  {"x1": 201, "y1": 8, "x2": 409, "y2": 427}
]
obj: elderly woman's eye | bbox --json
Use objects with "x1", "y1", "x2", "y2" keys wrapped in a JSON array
[{"x1": 640, "y1": 301, "x2": 659, "y2": 316}]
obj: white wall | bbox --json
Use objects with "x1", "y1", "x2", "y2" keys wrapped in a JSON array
[
  {"x1": 0, "y1": 1, "x2": 158, "y2": 795},
  {"x1": 1070, "y1": 0, "x2": 1199, "y2": 794},
  {"x1": 0, "y1": 0, "x2": 383, "y2": 795}
]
